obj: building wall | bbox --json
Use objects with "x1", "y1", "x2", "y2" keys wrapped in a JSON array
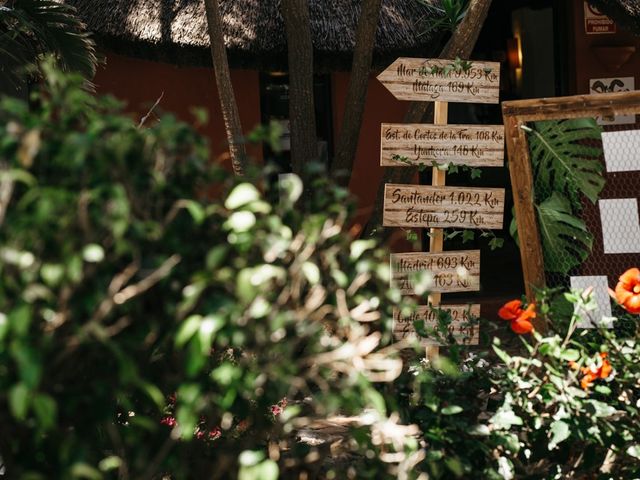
[
  {"x1": 94, "y1": 52, "x2": 414, "y2": 245},
  {"x1": 570, "y1": 0, "x2": 640, "y2": 95},
  {"x1": 331, "y1": 71, "x2": 412, "y2": 244},
  {"x1": 93, "y1": 53, "x2": 264, "y2": 170}
]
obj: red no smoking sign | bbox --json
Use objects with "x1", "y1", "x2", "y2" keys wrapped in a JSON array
[{"x1": 584, "y1": 1, "x2": 616, "y2": 34}]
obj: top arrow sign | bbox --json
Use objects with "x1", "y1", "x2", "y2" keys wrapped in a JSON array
[{"x1": 377, "y1": 58, "x2": 501, "y2": 104}]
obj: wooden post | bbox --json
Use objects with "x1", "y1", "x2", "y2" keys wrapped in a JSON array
[{"x1": 426, "y1": 101, "x2": 448, "y2": 360}]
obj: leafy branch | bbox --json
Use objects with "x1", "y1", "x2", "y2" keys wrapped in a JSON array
[
  {"x1": 514, "y1": 119, "x2": 604, "y2": 274},
  {"x1": 391, "y1": 154, "x2": 482, "y2": 178}
]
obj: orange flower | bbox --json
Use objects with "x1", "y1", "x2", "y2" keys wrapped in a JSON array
[
  {"x1": 614, "y1": 268, "x2": 640, "y2": 314},
  {"x1": 498, "y1": 300, "x2": 536, "y2": 334},
  {"x1": 579, "y1": 352, "x2": 612, "y2": 390},
  {"x1": 498, "y1": 299, "x2": 524, "y2": 321}
]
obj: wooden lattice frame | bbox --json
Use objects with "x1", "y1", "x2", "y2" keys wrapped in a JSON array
[{"x1": 502, "y1": 90, "x2": 640, "y2": 331}]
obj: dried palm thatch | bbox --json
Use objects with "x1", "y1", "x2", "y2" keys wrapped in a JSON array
[
  {"x1": 63, "y1": 0, "x2": 443, "y2": 70},
  {"x1": 588, "y1": 0, "x2": 640, "y2": 35}
]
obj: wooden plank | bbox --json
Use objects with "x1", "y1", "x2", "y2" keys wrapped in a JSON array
[
  {"x1": 502, "y1": 115, "x2": 546, "y2": 309},
  {"x1": 377, "y1": 58, "x2": 500, "y2": 104},
  {"x1": 501, "y1": 90, "x2": 640, "y2": 121},
  {"x1": 425, "y1": 101, "x2": 449, "y2": 360},
  {"x1": 393, "y1": 304, "x2": 480, "y2": 346},
  {"x1": 390, "y1": 250, "x2": 480, "y2": 295},
  {"x1": 383, "y1": 184, "x2": 505, "y2": 230},
  {"x1": 380, "y1": 123, "x2": 505, "y2": 167}
]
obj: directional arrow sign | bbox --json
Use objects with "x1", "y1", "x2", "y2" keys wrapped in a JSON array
[
  {"x1": 390, "y1": 250, "x2": 481, "y2": 294},
  {"x1": 393, "y1": 304, "x2": 480, "y2": 345},
  {"x1": 378, "y1": 58, "x2": 500, "y2": 104},
  {"x1": 380, "y1": 123, "x2": 504, "y2": 167},
  {"x1": 383, "y1": 184, "x2": 505, "y2": 230}
]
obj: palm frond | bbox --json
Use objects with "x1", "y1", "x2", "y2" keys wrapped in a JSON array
[
  {"x1": 0, "y1": 0, "x2": 97, "y2": 87},
  {"x1": 527, "y1": 118, "x2": 605, "y2": 209}
]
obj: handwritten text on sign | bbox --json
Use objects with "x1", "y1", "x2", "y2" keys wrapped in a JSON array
[
  {"x1": 380, "y1": 124, "x2": 504, "y2": 167},
  {"x1": 393, "y1": 304, "x2": 480, "y2": 346},
  {"x1": 377, "y1": 58, "x2": 500, "y2": 104},
  {"x1": 383, "y1": 184, "x2": 505, "y2": 230},
  {"x1": 391, "y1": 250, "x2": 480, "y2": 295}
]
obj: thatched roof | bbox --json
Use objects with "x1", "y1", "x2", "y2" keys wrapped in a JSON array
[
  {"x1": 63, "y1": 0, "x2": 443, "y2": 70},
  {"x1": 589, "y1": 0, "x2": 640, "y2": 35}
]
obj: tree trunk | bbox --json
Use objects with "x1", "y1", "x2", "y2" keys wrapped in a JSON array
[
  {"x1": 280, "y1": 0, "x2": 317, "y2": 176},
  {"x1": 203, "y1": 0, "x2": 247, "y2": 176},
  {"x1": 330, "y1": 0, "x2": 383, "y2": 187},
  {"x1": 363, "y1": 0, "x2": 494, "y2": 239}
]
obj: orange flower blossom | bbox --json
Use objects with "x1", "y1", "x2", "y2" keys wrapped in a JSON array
[
  {"x1": 574, "y1": 352, "x2": 612, "y2": 391},
  {"x1": 614, "y1": 267, "x2": 640, "y2": 314},
  {"x1": 498, "y1": 299, "x2": 536, "y2": 334}
]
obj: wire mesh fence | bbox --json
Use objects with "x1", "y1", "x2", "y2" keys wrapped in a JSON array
[{"x1": 526, "y1": 116, "x2": 640, "y2": 327}]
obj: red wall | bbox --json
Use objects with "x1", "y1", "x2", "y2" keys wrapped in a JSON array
[
  {"x1": 570, "y1": 0, "x2": 640, "y2": 94},
  {"x1": 93, "y1": 53, "x2": 263, "y2": 169},
  {"x1": 94, "y1": 53, "x2": 414, "y2": 244},
  {"x1": 331, "y1": 72, "x2": 412, "y2": 246}
]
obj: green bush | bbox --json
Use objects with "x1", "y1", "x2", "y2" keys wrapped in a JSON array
[
  {"x1": 397, "y1": 288, "x2": 640, "y2": 479},
  {"x1": 0, "y1": 62, "x2": 419, "y2": 479}
]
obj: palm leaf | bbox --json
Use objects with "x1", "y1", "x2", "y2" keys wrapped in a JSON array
[
  {"x1": 526, "y1": 118, "x2": 604, "y2": 209},
  {"x1": 535, "y1": 192, "x2": 593, "y2": 274},
  {"x1": 0, "y1": 0, "x2": 96, "y2": 86}
]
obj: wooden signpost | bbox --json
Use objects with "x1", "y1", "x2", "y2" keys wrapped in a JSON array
[
  {"x1": 390, "y1": 251, "x2": 481, "y2": 295},
  {"x1": 383, "y1": 184, "x2": 505, "y2": 230},
  {"x1": 377, "y1": 58, "x2": 500, "y2": 104},
  {"x1": 393, "y1": 304, "x2": 481, "y2": 346},
  {"x1": 380, "y1": 124, "x2": 505, "y2": 167},
  {"x1": 378, "y1": 57, "x2": 503, "y2": 358}
]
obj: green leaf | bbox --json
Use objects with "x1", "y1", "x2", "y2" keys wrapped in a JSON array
[
  {"x1": 41, "y1": 263, "x2": 65, "y2": 287},
  {"x1": 9, "y1": 383, "x2": 30, "y2": 420},
  {"x1": 349, "y1": 240, "x2": 376, "y2": 260},
  {"x1": 239, "y1": 450, "x2": 266, "y2": 467},
  {"x1": 497, "y1": 456, "x2": 514, "y2": 480},
  {"x1": 175, "y1": 315, "x2": 202, "y2": 348},
  {"x1": 488, "y1": 237, "x2": 504, "y2": 250},
  {"x1": 462, "y1": 230, "x2": 475, "y2": 243},
  {"x1": 183, "y1": 200, "x2": 206, "y2": 224},
  {"x1": 528, "y1": 118, "x2": 604, "y2": 206},
  {"x1": 442, "y1": 405, "x2": 463, "y2": 415},
  {"x1": 225, "y1": 211, "x2": 256, "y2": 233},
  {"x1": 197, "y1": 315, "x2": 224, "y2": 354},
  {"x1": 626, "y1": 445, "x2": 640, "y2": 459},
  {"x1": 32, "y1": 393, "x2": 57, "y2": 430},
  {"x1": 98, "y1": 456, "x2": 122, "y2": 472},
  {"x1": 82, "y1": 244, "x2": 105, "y2": 263},
  {"x1": 490, "y1": 410, "x2": 522, "y2": 429},
  {"x1": 548, "y1": 420, "x2": 570, "y2": 450},
  {"x1": 70, "y1": 463, "x2": 103, "y2": 480},
  {"x1": 536, "y1": 192, "x2": 593, "y2": 273},
  {"x1": 559, "y1": 349, "x2": 580, "y2": 362},
  {"x1": 278, "y1": 174, "x2": 303, "y2": 204},
  {"x1": 365, "y1": 388, "x2": 387, "y2": 416},
  {"x1": 211, "y1": 362, "x2": 241, "y2": 386},
  {"x1": 225, "y1": 183, "x2": 261, "y2": 210},
  {"x1": 239, "y1": 459, "x2": 279, "y2": 480},
  {"x1": 301, "y1": 262, "x2": 320, "y2": 284}
]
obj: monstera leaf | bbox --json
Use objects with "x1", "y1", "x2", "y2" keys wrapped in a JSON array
[
  {"x1": 527, "y1": 118, "x2": 604, "y2": 208},
  {"x1": 536, "y1": 193, "x2": 593, "y2": 273}
]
